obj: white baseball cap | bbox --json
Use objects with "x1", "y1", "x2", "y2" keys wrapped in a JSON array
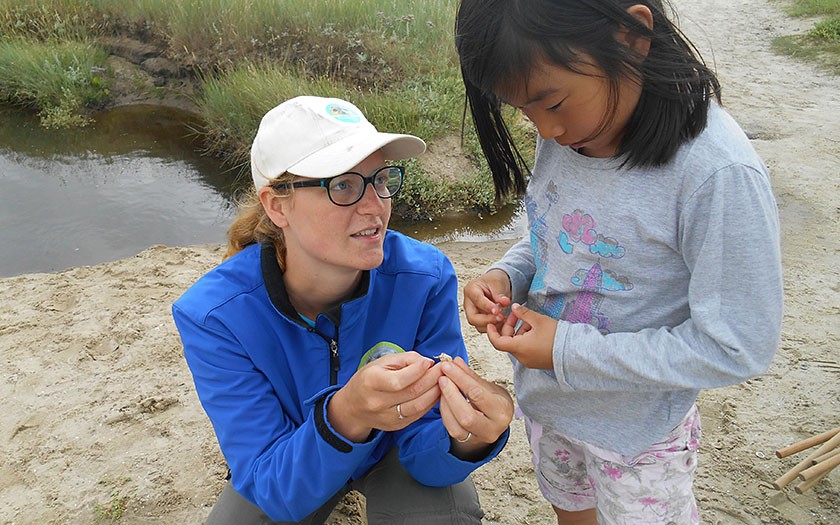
[{"x1": 250, "y1": 96, "x2": 426, "y2": 190}]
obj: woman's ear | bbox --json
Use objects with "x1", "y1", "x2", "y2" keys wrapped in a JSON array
[
  {"x1": 259, "y1": 186, "x2": 290, "y2": 228},
  {"x1": 619, "y1": 4, "x2": 654, "y2": 59}
]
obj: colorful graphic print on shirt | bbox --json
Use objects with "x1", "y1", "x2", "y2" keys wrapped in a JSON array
[{"x1": 526, "y1": 189, "x2": 633, "y2": 335}]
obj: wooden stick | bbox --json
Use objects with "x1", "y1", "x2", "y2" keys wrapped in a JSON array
[
  {"x1": 794, "y1": 469, "x2": 830, "y2": 494},
  {"x1": 797, "y1": 451, "x2": 840, "y2": 481},
  {"x1": 810, "y1": 447, "x2": 840, "y2": 466},
  {"x1": 775, "y1": 427, "x2": 840, "y2": 458},
  {"x1": 773, "y1": 431, "x2": 840, "y2": 489}
]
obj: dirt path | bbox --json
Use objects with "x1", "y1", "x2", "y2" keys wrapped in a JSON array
[{"x1": 669, "y1": 1, "x2": 840, "y2": 523}]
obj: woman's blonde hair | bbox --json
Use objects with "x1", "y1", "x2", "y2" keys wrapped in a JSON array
[{"x1": 225, "y1": 173, "x2": 296, "y2": 271}]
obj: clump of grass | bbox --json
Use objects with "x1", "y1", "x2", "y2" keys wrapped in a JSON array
[
  {"x1": 0, "y1": 37, "x2": 109, "y2": 127},
  {"x1": 396, "y1": 157, "x2": 458, "y2": 220},
  {"x1": 93, "y1": 477, "x2": 131, "y2": 522},
  {"x1": 197, "y1": 63, "x2": 345, "y2": 168},
  {"x1": 811, "y1": 16, "x2": 840, "y2": 41},
  {"x1": 195, "y1": 62, "x2": 526, "y2": 218},
  {"x1": 783, "y1": 0, "x2": 840, "y2": 17},
  {"x1": 93, "y1": 489, "x2": 129, "y2": 521},
  {"x1": 773, "y1": 0, "x2": 840, "y2": 74},
  {"x1": 152, "y1": 0, "x2": 458, "y2": 75},
  {"x1": 0, "y1": 0, "x2": 106, "y2": 40}
]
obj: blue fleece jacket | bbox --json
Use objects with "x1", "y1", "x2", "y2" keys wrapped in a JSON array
[{"x1": 172, "y1": 231, "x2": 507, "y2": 521}]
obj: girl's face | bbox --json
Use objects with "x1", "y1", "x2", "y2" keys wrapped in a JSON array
[
  {"x1": 502, "y1": 56, "x2": 642, "y2": 159},
  {"x1": 264, "y1": 151, "x2": 392, "y2": 279}
]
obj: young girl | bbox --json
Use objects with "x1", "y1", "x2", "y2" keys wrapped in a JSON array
[
  {"x1": 173, "y1": 96, "x2": 513, "y2": 524},
  {"x1": 455, "y1": 1, "x2": 783, "y2": 524}
]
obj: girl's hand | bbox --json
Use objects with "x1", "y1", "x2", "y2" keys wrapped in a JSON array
[
  {"x1": 436, "y1": 357, "x2": 514, "y2": 461},
  {"x1": 487, "y1": 303, "x2": 556, "y2": 370},
  {"x1": 463, "y1": 269, "x2": 512, "y2": 333},
  {"x1": 328, "y1": 352, "x2": 443, "y2": 442}
]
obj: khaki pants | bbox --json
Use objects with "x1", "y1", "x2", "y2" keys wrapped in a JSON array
[{"x1": 205, "y1": 448, "x2": 484, "y2": 525}]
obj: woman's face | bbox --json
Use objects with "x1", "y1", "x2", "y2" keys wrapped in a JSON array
[{"x1": 265, "y1": 151, "x2": 392, "y2": 279}]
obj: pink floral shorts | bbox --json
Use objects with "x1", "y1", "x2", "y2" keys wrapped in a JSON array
[{"x1": 524, "y1": 405, "x2": 701, "y2": 524}]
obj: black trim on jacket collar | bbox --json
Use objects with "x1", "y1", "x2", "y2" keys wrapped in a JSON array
[{"x1": 260, "y1": 242, "x2": 371, "y2": 326}]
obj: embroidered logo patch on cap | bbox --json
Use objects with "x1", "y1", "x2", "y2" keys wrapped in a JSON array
[{"x1": 325, "y1": 102, "x2": 362, "y2": 123}]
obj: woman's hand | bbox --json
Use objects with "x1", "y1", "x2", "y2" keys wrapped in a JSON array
[
  {"x1": 487, "y1": 303, "x2": 556, "y2": 370},
  {"x1": 328, "y1": 351, "x2": 443, "y2": 442},
  {"x1": 436, "y1": 357, "x2": 513, "y2": 461},
  {"x1": 463, "y1": 269, "x2": 512, "y2": 334}
]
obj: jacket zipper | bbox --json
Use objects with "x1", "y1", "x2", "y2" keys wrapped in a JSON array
[
  {"x1": 328, "y1": 339, "x2": 339, "y2": 385},
  {"x1": 309, "y1": 328, "x2": 341, "y2": 385}
]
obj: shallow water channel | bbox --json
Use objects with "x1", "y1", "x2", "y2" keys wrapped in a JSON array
[{"x1": 0, "y1": 104, "x2": 524, "y2": 278}]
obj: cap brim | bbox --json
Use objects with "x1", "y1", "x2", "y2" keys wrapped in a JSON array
[{"x1": 287, "y1": 131, "x2": 426, "y2": 178}]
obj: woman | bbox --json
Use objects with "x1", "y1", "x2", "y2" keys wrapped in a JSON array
[{"x1": 172, "y1": 96, "x2": 514, "y2": 524}]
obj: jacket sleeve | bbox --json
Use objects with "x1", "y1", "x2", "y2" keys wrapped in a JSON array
[
  {"x1": 389, "y1": 255, "x2": 509, "y2": 486},
  {"x1": 551, "y1": 164, "x2": 784, "y2": 391},
  {"x1": 172, "y1": 304, "x2": 383, "y2": 522}
]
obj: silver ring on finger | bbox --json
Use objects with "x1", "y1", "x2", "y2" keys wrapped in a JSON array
[
  {"x1": 456, "y1": 431, "x2": 472, "y2": 443},
  {"x1": 396, "y1": 404, "x2": 405, "y2": 420}
]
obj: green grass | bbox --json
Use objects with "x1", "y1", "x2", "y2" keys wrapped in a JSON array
[
  {"x1": 773, "y1": 0, "x2": 840, "y2": 73},
  {"x1": 93, "y1": 477, "x2": 131, "y2": 522},
  {"x1": 0, "y1": 0, "x2": 527, "y2": 218},
  {"x1": 198, "y1": 63, "x2": 508, "y2": 219},
  {"x1": 93, "y1": 490, "x2": 128, "y2": 521},
  {"x1": 0, "y1": 37, "x2": 109, "y2": 127},
  {"x1": 811, "y1": 15, "x2": 840, "y2": 40},
  {"x1": 0, "y1": 0, "x2": 459, "y2": 76},
  {"x1": 781, "y1": 0, "x2": 840, "y2": 17}
]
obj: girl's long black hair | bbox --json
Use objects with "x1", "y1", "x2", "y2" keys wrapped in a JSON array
[{"x1": 455, "y1": 0, "x2": 721, "y2": 201}]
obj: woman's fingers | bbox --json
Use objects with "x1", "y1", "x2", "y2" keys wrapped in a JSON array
[
  {"x1": 438, "y1": 375, "x2": 476, "y2": 440},
  {"x1": 439, "y1": 358, "x2": 487, "y2": 408},
  {"x1": 438, "y1": 357, "x2": 513, "y2": 443},
  {"x1": 393, "y1": 381, "x2": 442, "y2": 424},
  {"x1": 370, "y1": 351, "x2": 435, "y2": 391}
]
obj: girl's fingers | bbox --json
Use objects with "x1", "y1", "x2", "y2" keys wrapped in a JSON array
[
  {"x1": 486, "y1": 323, "x2": 516, "y2": 353},
  {"x1": 499, "y1": 311, "x2": 518, "y2": 337},
  {"x1": 465, "y1": 312, "x2": 501, "y2": 333},
  {"x1": 464, "y1": 297, "x2": 505, "y2": 330},
  {"x1": 464, "y1": 285, "x2": 498, "y2": 314}
]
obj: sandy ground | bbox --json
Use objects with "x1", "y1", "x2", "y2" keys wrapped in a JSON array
[{"x1": 1, "y1": 0, "x2": 838, "y2": 523}]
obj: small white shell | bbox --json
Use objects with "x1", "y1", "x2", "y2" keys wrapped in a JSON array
[{"x1": 436, "y1": 352, "x2": 453, "y2": 362}]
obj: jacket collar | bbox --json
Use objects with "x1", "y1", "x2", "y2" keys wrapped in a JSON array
[{"x1": 260, "y1": 242, "x2": 370, "y2": 326}]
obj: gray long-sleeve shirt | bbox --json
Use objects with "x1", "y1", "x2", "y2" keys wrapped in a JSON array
[{"x1": 491, "y1": 103, "x2": 783, "y2": 455}]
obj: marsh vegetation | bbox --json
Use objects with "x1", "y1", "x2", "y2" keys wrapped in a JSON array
[{"x1": 1, "y1": 0, "x2": 837, "y2": 219}]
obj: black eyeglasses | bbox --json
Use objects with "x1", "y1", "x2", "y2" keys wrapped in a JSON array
[{"x1": 277, "y1": 165, "x2": 404, "y2": 207}]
